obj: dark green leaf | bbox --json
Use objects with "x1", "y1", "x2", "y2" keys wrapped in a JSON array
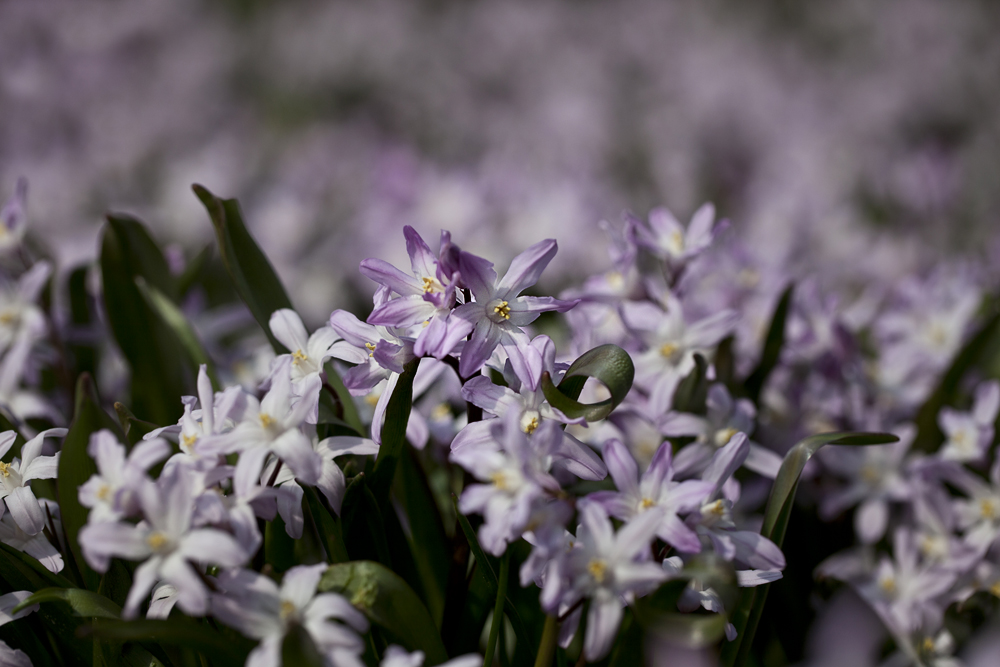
[
  {"x1": 324, "y1": 361, "x2": 366, "y2": 436},
  {"x1": 540, "y1": 344, "x2": 635, "y2": 422},
  {"x1": 13, "y1": 588, "x2": 120, "y2": 619},
  {"x1": 303, "y1": 487, "x2": 350, "y2": 564},
  {"x1": 192, "y1": 184, "x2": 293, "y2": 353},
  {"x1": 113, "y1": 403, "x2": 159, "y2": 446},
  {"x1": 672, "y1": 353, "x2": 709, "y2": 414},
  {"x1": 721, "y1": 430, "x2": 898, "y2": 667},
  {"x1": 368, "y1": 360, "x2": 419, "y2": 508},
  {"x1": 319, "y1": 561, "x2": 448, "y2": 665},
  {"x1": 58, "y1": 374, "x2": 125, "y2": 591},
  {"x1": 135, "y1": 277, "x2": 219, "y2": 387},
  {"x1": 101, "y1": 215, "x2": 189, "y2": 425},
  {"x1": 281, "y1": 622, "x2": 325, "y2": 667},
  {"x1": 744, "y1": 283, "x2": 794, "y2": 405},
  {"x1": 85, "y1": 618, "x2": 253, "y2": 667}
]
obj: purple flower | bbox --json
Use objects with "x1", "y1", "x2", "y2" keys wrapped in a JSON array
[
  {"x1": 588, "y1": 438, "x2": 713, "y2": 553},
  {"x1": 211, "y1": 564, "x2": 368, "y2": 667},
  {"x1": 451, "y1": 239, "x2": 577, "y2": 379},
  {"x1": 627, "y1": 203, "x2": 721, "y2": 269},
  {"x1": 0, "y1": 428, "x2": 65, "y2": 535},
  {"x1": 79, "y1": 429, "x2": 170, "y2": 523},
  {"x1": 79, "y1": 465, "x2": 248, "y2": 618},
  {"x1": 328, "y1": 309, "x2": 415, "y2": 395},
  {"x1": 361, "y1": 226, "x2": 473, "y2": 360},
  {"x1": 938, "y1": 380, "x2": 999, "y2": 462},
  {"x1": 0, "y1": 178, "x2": 28, "y2": 253}
]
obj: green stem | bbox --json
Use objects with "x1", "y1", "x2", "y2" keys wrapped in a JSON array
[
  {"x1": 534, "y1": 615, "x2": 559, "y2": 667},
  {"x1": 483, "y1": 551, "x2": 510, "y2": 667}
]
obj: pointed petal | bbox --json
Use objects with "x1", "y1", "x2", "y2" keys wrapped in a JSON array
[
  {"x1": 5, "y1": 487, "x2": 45, "y2": 535},
  {"x1": 457, "y1": 251, "x2": 497, "y2": 302},
  {"x1": 269, "y1": 309, "x2": 309, "y2": 354},
  {"x1": 497, "y1": 239, "x2": 557, "y2": 296},
  {"x1": 359, "y1": 258, "x2": 422, "y2": 296}
]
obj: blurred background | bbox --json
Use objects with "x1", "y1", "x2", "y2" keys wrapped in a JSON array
[{"x1": 2, "y1": 0, "x2": 999, "y2": 323}]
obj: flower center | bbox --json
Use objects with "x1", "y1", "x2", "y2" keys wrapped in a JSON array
[
  {"x1": 879, "y1": 576, "x2": 896, "y2": 596},
  {"x1": 365, "y1": 342, "x2": 376, "y2": 357},
  {"x1": 492, "y1": 300, "x2": 511, "y2": 320},
  {"x1": 0, "y1": 311, "x2": 15, "y2": 325},
  {"x1": 147, "y1": 532, "x2": 170, "y2": 552},
  {"x1": 713, "y1": 427, "x2": 738, "y2": 447},
  {"x1": 490, "y1": 471, "x2": 511, "y2": 490},
  {"x1": 980, "y1": 498, "x2": 997, "y2": 520},
  {"x1": 96, "y1": 483, "x2": 112, "y2": 501},
  {"x1": 259, "y1": 413, "x2": 276, "y2": 429},
  {"x1": 280, "y1": 600, "x2": 297, "y2": 620},
  {"x1": 181, "y1": 433, "x2": 197, "y2": 451},
  {"x1": 640, "y1": 497, "x2": 656, "y2": 510},
  {"x1": 659, "y1": 342, "x2": 680, "y2": 359},
  {"x1": 421, "y1": 276, "x2": 442, "y2": 294},
  {"x1": 588, "y1": 558, "x2": 608, "y2": 585},
  {"x1": 0, "y1": 461, "x2": 10, "y2": 477},
  {"x1": 292, "y1": 349, "x2": 308, "y2": 365},
  {"x1": 991, "y1": 581, "x2": 1000, "y2": 598}
]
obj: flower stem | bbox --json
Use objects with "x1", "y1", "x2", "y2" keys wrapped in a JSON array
[
  {"x1": 483, "y1": 550, "x2": 510, "y2": 667},
  {"x1": 534, "y1": 614, "x2": 559, "y2": 667}
]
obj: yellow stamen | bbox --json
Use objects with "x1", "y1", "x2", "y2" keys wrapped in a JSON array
[
  {"x1": 292, "y1": 349, "x2": 308, "y2": 365},
  {"x1": 421, "y1": 277, "x2": 440, "y2": 294},
  {"x1": 490, "y1": 471, "x2": 510, "y2": 490},
  {"x1": 990, "y1": 581, "x2": 1000, "y2": 598},
  {"x1": 714, "y1": 427, "x2": 738, "y2": 447},
  {"x1": 280, "y1": 600, "x2": 296, "y2": 620},
  {"x1": 707, "y1": 499, "x2": 725, "y2": 516},
  {"x1": 981, "y1": 499, "x2": 997, "y2": 520},
  {"x1": 523, "y1": 416, "x2": 539, "y2": 434},
  {"x1": 181, "y1": 433, "x2": 197, "y2": 450},
  {"x1": 879, "y1": 576, "x2": 896, "y2": 595},
  {"x1": 640, "y1": 497, "x2": 656, "y2": 510},
  {"x1": 0, "y1": 461, "x2": 10, "y2": 477},
  {"x1": 96, "y1": 484, "x2": 112, "y2": 501},
  {"x1": 493, "y1": 301, "x2": 511, "y2": 320},
  {"x1": 0, "y1": 312, "x2": 14, "y2": 325},
  {"x1": 259, "y1": 413, "x2": 275, "y2": 429},
  {"x1": 431, "y1": 403, "x2": 452, "y2": 421},
  {"x1": 860, "y1": 465, "x2": 880, "y2": 484},
  {"x1": 588, "y1": 559, "x2": 608, "y2": 584},
  {"x1": 365, "y1": 342, "x2": 376, "y2": 357},
  {"x1": 147, "y1": 532, "x2": 168, "y2": 551},
  {"x1": 659, "y1": 342, "x2": 679, "y2": 358},
  {"x1": 920, "y1": 637, "x2": 935, "y2": 653}
]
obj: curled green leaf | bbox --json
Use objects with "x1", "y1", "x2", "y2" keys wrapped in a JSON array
[{"x1": 540, "y1": 344, "x2": 635, "y2": 422}]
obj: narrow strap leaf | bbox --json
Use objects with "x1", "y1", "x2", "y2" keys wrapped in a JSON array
[
  {"x1": 368, "y1": 360, "x2": 419, "y2": 508},
  {"x1": 13, "y1": 587, "x2": 121, "y2": 619},
  {"x1": 743, "y1": 283, "x2": 793, "y2": 404}
]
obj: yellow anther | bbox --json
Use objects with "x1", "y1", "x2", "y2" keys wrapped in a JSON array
[
  {"x1": 860, "y1": 465, "x2": 881, "y2": 484},
  {"x1": 292, "y1": 349, "x2": 308, "y2": 365},
  {"x1": 181, "y1": 433, "x2": 197, "y2": 450},
  {"x1": 707, "y1": 500, "x2": 726, "y2": 516},
  {"x1": 365, "y1": 342, "x2": 377, "y2": 357},
  {"x1": 879, "y1": 576, "x2": 896, "y2": 595},
  {"x1": 96, "y1": 484, "x2": 112, "y2": 501},
  {"x1": 588, "y1": 559, "x2": 608, "y2": 584},
  {"x1": 640, "y1": 497, "x2": 656, "y2": 510},
  {"x1": 259, "y1": 413, "x2": 276, "y2": 429},
  {"x1": 493, "y1": 301, "x2": 511, "y2": 320},
  {"x1": 490, "y1": 471, "x2": 510, "y2": 491},
  {"x1": 659, "y1": 342, "x2": 679, "y2": 358},
  {"x1": 0, "y1": 461, "x2": 10, "y2": 477},
  {"x1": 920, "y1": 637, "x2": 935, "y2": 653},
  {"x1": 669, "y1": 229, "x2": 685, "y2": 254},
  {"x1": 981, "y1": 498, "x2": 997, "y2": 520},
  {"x1": 0, "y1": 312, "x2": 14, "y2": 325},
  {"x1": 713, "y1": 427, "x2": 738, "y2": 447},
  {"x1": 431, "y1": 403, "x2": 452, "y2": 421},
  {"x1": 280, "y1": 600, "x2": 296, "y2": 620},
  {"x1": 147, "y1": 532, "x2": 169, "y2": 551},
  {"x1": 523, "y1": 416, "x2": 539, "y2": 434},
  {"x1": 990, "y1": 581, "x2": 1000, "y2": 598},
  {"x1": 421, "y1": 277, "x2": 441, "y2": 294},
  {"x1": 364, "y1": 393, "x2": 380, "y2": 407}
]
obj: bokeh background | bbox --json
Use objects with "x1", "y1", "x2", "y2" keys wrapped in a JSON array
[{"x1": 3, "y1": 0, "x2": 1000, "y2": 325}]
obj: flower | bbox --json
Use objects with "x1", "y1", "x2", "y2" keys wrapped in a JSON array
[
  {"x1": 211, "y1": 564, "x2": 368, "y2": 667},
  {"x1": 0, "y1": 428, "x2": 65, "y2": 535},
  {"x1": 79, "y1": 429, "x2": 170, "y2": 523},
  {"x1": 451, "y1": 240, "x2": 577, "y2": 379},
  {"x1": 938, "y1": 380, "x2": 999, "y2": 462},
  {"x1": 79, "y1": 464, "x2": 248, "y2": 618},
  {"x1": 0, "y1": 178, "x2": 28, "y2": 253}
]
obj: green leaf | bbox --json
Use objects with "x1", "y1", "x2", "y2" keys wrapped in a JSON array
[
  {"x1": 13, "y1": 588, "x2": 120, "y2": 619},
  {"x1": 721, "y1": 430, "x2": 898, "y2": 667},
  {"x1": 192, "y1": 184, "x2": 293, "y2": 353},
  {"x1": 58, "y1": 374, "x2": 126, "y2": 591},
  {"x1": 135, "y1": 276, "x2": 219, "y2": 387},
  {"x1": 0, "y1": 542, "x2": 75, "y2": 591},
  {"x1": 101, "y1": 215, "x2": 189, "y2": 425},
  {"x1": 452, "y1": 500, "x2": 532, "y2": 653},
  {"x1": 85, "y1": 618, "x2": 253, "y2": 667},
  {"x1": 319, "y1": 561, "x2": 448, "y2": 665},
  {"x1": 540, "y1": 344, "x2": 635, "y2": 422},
  {"x1": 113, "y1": 403, "x2": 159, "y2": 446},
  {"x1": 281, "y1": 622, "x2": 325, "y2": 667},
  {"x1": 744, "y1": 283, "x2": 794, "y2": 405},
  {"x1": 324, "y1": 360, "x2": 366, "y2": 436},
  {"x1": 368, "y1": 360, "x2": 419, "y2": 508},
  {"x1": 303, "y1": 487, "x2": 350, "y2": 564},
  {"x1": 672, "y1": 353, "x2": 709, "y2": 414}
]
